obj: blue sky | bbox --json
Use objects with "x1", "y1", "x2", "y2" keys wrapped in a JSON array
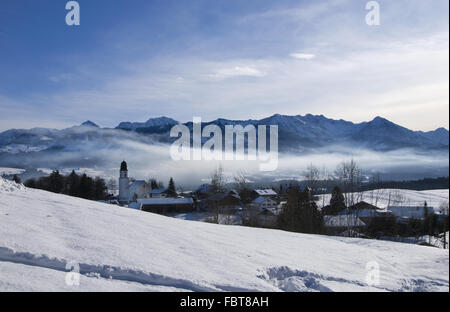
[{"x1": 0, "y1": 0, "x2": 448, "y2": 131}]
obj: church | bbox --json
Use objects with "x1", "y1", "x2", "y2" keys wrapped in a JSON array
[
  {"x1": 117, "y1": 161, "x2": 195, "y2": 214},
  {"x1": 118, "y1": 161, "x2": 152, "y2": 205}
]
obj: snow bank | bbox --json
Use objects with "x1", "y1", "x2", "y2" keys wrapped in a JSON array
[
  {"x1": 0, "y1": 178, "x2": 25, "y2": 193},
  {"x1": 0, "y1": 178, "x2": 448, "y2": 292}
]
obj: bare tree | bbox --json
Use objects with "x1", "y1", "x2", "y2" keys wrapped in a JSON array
[
  {"x1": 439, "y1": 201, "x2": 449, "y2": 249},
  {"x1": 334, "y1": 159, "x2": 365, "y2": 233},
  {"x1": 390, "y1": 190, "x2": 405, "y2": 207},
  {"x1": 320, "y1": 166, "x2": 330, "y2": 209},
  {"x1": 107, "y1": 178, "x2": 117, "y2": 192},
  {"x1": 439, "y1": 201, "x2": 449, "y2": 215},
  {"x1": 233, "y1": 170, "x2": 248, "y2": 193},
  {"x1": 233, "y1": 171, "x2": 252, "y2": 225},
  {"x1": 210, "y1": 165, "x2": 225, "y2": 194},
  {"x1": 304, "y1": 163, "x2": 320, "y2": 195},
  {"x1": 334, "y1": 159, "x2": 362, "y2": 208},
  {"x1": 372, "y1": 174, "x2": 383, "y2": 207},
  {"x1": 208, "y1": 165, "x2": 226, "y2": 222},
  {"x1": 233, "y1": 170, "x2": 254, "y2": 203}
]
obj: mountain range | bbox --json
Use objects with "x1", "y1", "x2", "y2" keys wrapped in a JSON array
[
  {"x1": 0, "y1": 114, "x2": 448, "y2": 157},
  {"x1": 0, "y1": 114, "x2": 447, "y2": 181},
  {"x1": 118, "y1": 114, "x2": 448, "y2": 152}
]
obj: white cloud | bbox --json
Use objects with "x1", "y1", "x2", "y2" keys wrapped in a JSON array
[
  {"x1": 289, "y1": 53, "x2": 316, "y2": 60},
  {"x1": 1, "y1": 0, "x2": 448, "y2": 132},
  {"x1": 49, "y1": 73, "x2": 73, "y2": 83},
  {"x1": 211, "y1": 66, "x2": 267, "y2": 79}
]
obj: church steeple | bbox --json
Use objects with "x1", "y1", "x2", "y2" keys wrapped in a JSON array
[
  {"x1": 119, "y1": 160, "x2": 129, "y2": 204},
  {"x1": 120, "y1": 160, "x2": 128, "y2": 172}
]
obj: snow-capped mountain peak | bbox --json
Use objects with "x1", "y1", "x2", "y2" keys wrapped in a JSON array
[
  {"x1": 144, "y1": 116, "x2": 178, "y2": 127},
  {"x1": 81, "y1": 120, "x2": 99, "y2": 128},
  {"x1": 116, "y1": 116, "x2": 178, "y2": 131}
]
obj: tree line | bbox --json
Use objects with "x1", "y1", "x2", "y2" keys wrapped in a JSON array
[{"x1": 24, "y1": 170, "x2": 108, "y2": 200}]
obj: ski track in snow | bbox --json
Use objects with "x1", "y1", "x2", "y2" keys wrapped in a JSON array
[
  {"x1": 0, "y1": 245, "x2": 266, "y2": 292},
  {"x1": 0, "y1": 247, "x2": 215, "y2": 292},
  {"x1": 257, "y1": 266, "x2": 449, "y2": 292}
]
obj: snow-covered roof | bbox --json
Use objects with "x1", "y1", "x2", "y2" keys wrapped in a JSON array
[
  {"x1": 388, "y1": 206, "x2": 433, "y2": 218},
  {"x1": 208, "y1": 192, "x2": 240, "y2": 202},
  {"x1": 253, "y1": 196, "x2": 274, "y2": 204},
  {"x1": 254, "y1": 189, "x2": 277, "y2": 196},
  {"x1": 138, "y1": 198, "x2": 194, "y2": 206},
  {"x1": 338, "y1": 208, "x2": 390, "y2": 218},
  {"x1": 257, "y1": 208, "x2": 277, "y2": 216},
  {"x1": 324, "y1": 215, "x2": 366, "y2": 228},
  {"x1": 349, "y1": 201, "x2": 380, "y2": 210},
  {"x1": 129, "y1": 180, "x2": 147, "y2": 194},
  {"x1": 150, "y1": 188, "x2": 167, "y2": 194},
  {"x1": 127, "y1": 202, "x2": 140, "y2": 210},
  {"x1": 195, "y1": 184, "x2": 212, "y2": 194}
]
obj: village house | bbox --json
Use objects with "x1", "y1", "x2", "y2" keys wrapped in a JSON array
[
  {"x1": 323, "y1": 215, "x2": 366, "y2": 235},
  {"x1": 149, "y1": 188, "x2": 168, "y2": 198},
  {"x1": 208, "y1": 190, "x2": 242, "y2": 214},
  {"x1": 254, "y1": 208, "x2": 279, "y2": 228},
  {"x1": 252, "y1": 189, "x2": 278, "y2": 200},
  {"x1": 194, "y1": 184, "x2": 213, "y2": 199},
  {"x1": 339, "y1": 201, "x2": 395, "y2": 225},
  {"x1": 254, "y1": 189, "x2": 278, "y2": 196},
  {"x1": 388, "y1": 205, "x2": 435, "y2": 219},
  {"x1": 251, "y1": 196, "x2": 278, "y2": 212}
]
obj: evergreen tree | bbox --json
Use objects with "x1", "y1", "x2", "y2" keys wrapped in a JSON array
[
  {"x1": 329, "y1": 186, "x2": 346, "y2": 215},
  {"x1": 93, "y1": 177, "x2": 108, "y2": 200},
  {"x1": 277, "y1": 188, "x2": 323, "y2": 234},
  {"x1": 66, "y1": 170, "x2": 80, "y2": 196},
  {"x1": 423, "y1": 201, "x2": 430, "y2": 235},
  {"x1": 424, "y1": 201, "x2": 429, "y2": 218},
  {"x1": 12, "y1": 174, "x2": 21, "y2": 184},
  {"x1": 149, "y1": 178, "x2": 158, "y2": 189},
  {"x1": 48, "y1": 170, "x2": 64, "y2": 193},
  {"x1": 167, "y1": 177, "x2": 177, "y2": 197},
  {"x1": 24, "y1": 171, "x2": 108, "y2": 201},
  {"x1": 79, "y1": 173, "x2": 93, "y2": 199},
  {"x1": 24, "y1": 178, "x2": 36, "y2": 188}
]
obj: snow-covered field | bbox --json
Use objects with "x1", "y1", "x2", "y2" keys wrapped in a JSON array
[
  {"x1": 0, "y1": 178, "x2": 448, "y2": 292},
  {"x1": 316, "y1": 189, "x2": 449, "y2": 211}
]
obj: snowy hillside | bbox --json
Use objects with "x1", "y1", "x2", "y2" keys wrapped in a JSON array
[
  {"x1": 316, "y1": 189, "x2": 449, "y2": 210},
  {"x1": 0, "y1": 178, "x2": 448, "y2": 292}
]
